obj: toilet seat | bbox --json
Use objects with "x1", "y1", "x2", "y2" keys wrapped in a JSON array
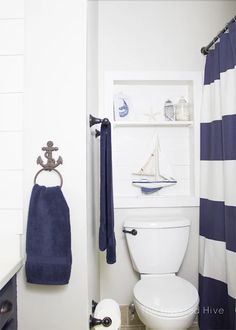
[{"x1": 133, "y1": 275, "x2": 199, "y2": 318}]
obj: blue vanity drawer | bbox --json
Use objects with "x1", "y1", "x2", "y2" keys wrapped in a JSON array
[{"x1": 0, "y1": 277, "x2": 17, "y2": 330}]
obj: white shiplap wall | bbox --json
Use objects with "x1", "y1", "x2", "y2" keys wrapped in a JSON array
[{"x1": 0, "y1": 0, "x2": 24, "y2": 257}]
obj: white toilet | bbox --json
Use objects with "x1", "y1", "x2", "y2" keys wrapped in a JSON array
[{"x1": 123, "y1": 217, "x2": 199, "y2": 330}]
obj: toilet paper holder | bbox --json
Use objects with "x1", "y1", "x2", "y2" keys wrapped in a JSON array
[
  {"x1": 89, "y1": 315, "x2": 112, "y2": 329},
  {"x1": 90, "y1": 300, "x2": 112, "y2": 328}
]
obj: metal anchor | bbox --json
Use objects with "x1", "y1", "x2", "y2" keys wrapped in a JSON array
[{"x1": 36, "y1": 141, "x2": 63, "y2": 171}]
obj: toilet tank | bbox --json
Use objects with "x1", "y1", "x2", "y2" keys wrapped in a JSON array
[{"x1": 124, "y1": 217, "x2": 190, "y2": 274}]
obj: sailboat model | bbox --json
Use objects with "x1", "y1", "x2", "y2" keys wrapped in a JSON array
[{"x1": 132, "y1": 136, "x2": 177, "y2": 194}]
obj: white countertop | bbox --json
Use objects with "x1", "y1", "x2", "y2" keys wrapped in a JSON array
[{"x1": 0, "y1": 258, "x2": 24, "y2": 290}]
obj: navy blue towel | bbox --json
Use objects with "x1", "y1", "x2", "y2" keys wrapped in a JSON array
[
  {"x1": 99, "y1": 119, "x2": 116, "y2": 264},
  {"x1": 26, "y1": 184, "x2": 72, "y2": 285}
]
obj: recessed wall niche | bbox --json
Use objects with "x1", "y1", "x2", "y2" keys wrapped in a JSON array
[{"x1": 102, "y1": 71, "x2": 202, "y2": 208}]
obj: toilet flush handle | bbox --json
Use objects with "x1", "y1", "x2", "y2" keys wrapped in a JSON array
[{"x1": 122, "y1": 229, "x2": 138, "y2": 236}]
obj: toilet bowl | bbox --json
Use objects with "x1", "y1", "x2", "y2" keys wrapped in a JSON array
[
  {"x1": 133, "y1": 275, "x2": 199, "y2": 330},
  {"x1": 123, "y1": 217, "x2": 199, "y2": 330}
]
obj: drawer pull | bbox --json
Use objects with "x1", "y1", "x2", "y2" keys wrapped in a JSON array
[{"x1": 0, "y1": 301, "x2": 12, "y2": 314}]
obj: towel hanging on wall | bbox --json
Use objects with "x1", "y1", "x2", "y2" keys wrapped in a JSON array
[
  {"x1": 26, "y1": 184, "x2": 72, "y2": 285},
  {"x1": 99, "y1": 119, "x2": 116, "y2": 264},
  {"x1": 25, "y1": 141, "x2": 72, "y2": 285}
]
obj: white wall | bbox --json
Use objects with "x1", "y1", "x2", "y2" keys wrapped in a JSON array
[
  {"x1": 98, "y1": 0, "x2": 236, "y2": 72},
  {"x1": 0, "y1": 0, "x2": 24, "y2": 257},
  {"x1": 18, "y1": 1, "x2": 91, "y2": 329},
  {"x1": 87, "y1": 0, "x2": 100, "y2": 312},
  {"x1": 98, "y1": 0, "x2": 236, "y2": 304}
]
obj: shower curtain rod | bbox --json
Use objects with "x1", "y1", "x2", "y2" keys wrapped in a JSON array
[{"x1": 201, "y1": 15, "x2": 236, "y2": 55}]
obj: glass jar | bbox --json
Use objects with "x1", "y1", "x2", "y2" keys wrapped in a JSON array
[
  {"x1": 175, "y1": 97, "x2": 190, "y2": 121},
  {"x1": 164, "y1": 99, "x2": 175, "y2": 121}
]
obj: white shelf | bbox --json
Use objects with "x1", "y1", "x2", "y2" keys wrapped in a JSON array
[{"x1": 113, "y1": 121, "x2": 193, "y2": 127}]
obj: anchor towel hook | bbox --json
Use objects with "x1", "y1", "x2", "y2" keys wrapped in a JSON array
[{"x1": 34, "y1": 141, "x2": 63, "y2": 187}]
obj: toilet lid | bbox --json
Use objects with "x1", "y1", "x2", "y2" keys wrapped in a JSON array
[{"x1": 133, "y1": 276, "x2": 199, "y2": 315}]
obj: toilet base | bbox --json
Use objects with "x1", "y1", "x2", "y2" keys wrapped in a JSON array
[
  {"x1": 145, "y1": 324, "x2": 191, "y2": 330},
  {"x1": 145, "y1": 328, "x2": 189, "y2": 330},
  {"x1": 135, "y1": 300, "x2": 196, "y2": 330},
  {"x1": 145, "y1": 326, "x2": 190, "y2": 330}
]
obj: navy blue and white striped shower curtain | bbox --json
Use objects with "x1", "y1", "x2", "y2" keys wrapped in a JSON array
[{"x1": 199, "y1": 22, "x2": 236, "y2": 330}]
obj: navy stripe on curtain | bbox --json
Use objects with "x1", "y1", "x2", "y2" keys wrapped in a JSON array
[
  {"x1": 201, "y1": 115, "x2": 236, "y2": 161},
  {"x1": 204, "y1": 25, "x2": 236, "y2": 85},
  {"x1": 199, "y1": 21, "x2": 236, "y2": 330},
  {"x1": 199, "y1": 275, "x2": 236, "y2": 330},
  {"x1": 200, "y1": 198, "x2": 236, "y2": 252}
]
